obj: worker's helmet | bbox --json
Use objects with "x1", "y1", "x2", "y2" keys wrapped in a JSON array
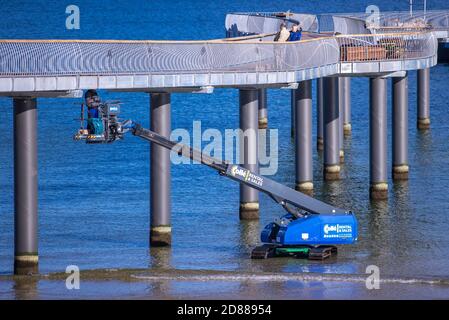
[
  {"x1": 85, "y1": 89, "x2": 99, "y2": 107},
  {"x1": 85, "y1": 89, "x2": 98, "y2": 100}
]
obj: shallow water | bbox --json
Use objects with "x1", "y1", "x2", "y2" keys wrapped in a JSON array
[
  {"x1": 2, "y1": 267, "x2": 449, "y2": 299},
  {"x1": 1, "y1": 0, "x2": 449, "y2": 299}
]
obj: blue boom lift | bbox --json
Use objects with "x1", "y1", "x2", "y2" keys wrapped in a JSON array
[{"x1": 74, "y1": 100, "x2": 358, "y2": 260}]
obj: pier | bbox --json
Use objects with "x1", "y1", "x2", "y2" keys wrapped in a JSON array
[{"x1": 2, "y1": 9, "x2": 449, "y2": 275}]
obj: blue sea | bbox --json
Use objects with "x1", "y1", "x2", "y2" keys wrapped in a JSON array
[{"x1": 1, "y1": 0, "x2": 449, "y2": 299}]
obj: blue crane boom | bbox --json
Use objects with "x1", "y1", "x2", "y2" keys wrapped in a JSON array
[{"x1": 132, "y1": 124, "x2": 347, "y2": 216}]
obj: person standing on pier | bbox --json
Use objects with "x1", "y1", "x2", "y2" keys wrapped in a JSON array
[
  {"x1": 288, "y1": 24, "x2": 302, "y2": 41},
  {"x1": 274, "y1": 23, "x2": 290, "y2": 42},
  {"x1": 274, "y1": 23, "x2": 290, "y2": 69}
]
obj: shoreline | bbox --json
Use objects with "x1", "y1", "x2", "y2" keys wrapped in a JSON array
[{"x1": 2, "y1": 267, "x2": 449, "y2": 300}]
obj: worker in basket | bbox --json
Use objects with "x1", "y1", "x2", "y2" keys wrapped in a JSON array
[{"x1": 84, "y1": 89, "x2": 104, "y2": 135}]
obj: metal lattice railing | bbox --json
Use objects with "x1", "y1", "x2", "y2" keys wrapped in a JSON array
[
  {"x1": 0, "y1": 31, "x2": 437, "y2": 77},
  {"x1": 227, "y1": 10, "x2": 449, "y2": 35},
  {"x1": 334, "y1": 10, "x2": 449, "y2": 31},
  {"x1": 225, "y1": 13, "x2": 318, "y2": 37},
  {"x1": 0, "y1": 37, "x2": 340, "y2": 76},
  {"x1": 336, "y1": 31, "x2": 437, "y2": 62}
]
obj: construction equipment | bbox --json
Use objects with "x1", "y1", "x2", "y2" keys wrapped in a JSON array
[
  {"x1": 74, "y1": 100, "x2": 124, "y2": 144},
  {"x1": 74, "y1": 101, "x2": 358, "y2": 260}
]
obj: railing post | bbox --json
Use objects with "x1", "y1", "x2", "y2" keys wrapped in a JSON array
[
  {"x1": 295, "y1": 80, "x2": 313, "y2": 195},
  {"x1": 239, "y1": 89, "x2": 259, "y2": 220},
  {"x1": 14, "y1": 97, "x2": 38, "y2": 275},
  {"x1": 150, "y1": 93, "x2": 172, "y2": 246},
  {"x1": 370, "y1": 78, "x2": 388, "y2": 200}
]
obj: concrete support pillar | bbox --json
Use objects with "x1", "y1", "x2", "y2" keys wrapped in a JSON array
[
  {"x1": 290, "y1": 90, "x2": 296, "y2": 137},
  {"x1": 338, "y1": 78, "x2": 345, "y2": 163},
  {"x1": 343, "y1": 77, "x2": 352, "y2": 136},
  {"x1": 369, "y1": 78, "x2": 388, "y2": 200},
  {"x1": 294, "y1": 80, "x2": 313, "y2": 195},
  {"x1": 323, "y1": 77, "x2": 340, "y2": 180},
  {"x1": 239, "y1": 89, "x2": 259, "y2": 220},
  {"x1": 150, "y1": 93, "x2": 171, "y2": 246},
  {"x1": 392, "y1": 75, "x2": 409, "y2": 180},
  {"x1": 417, "y1": 68, "x2": 430, "y2": 130},
  {"x1": 14, "y1": 98, "x2": 38, "y2": 275},
  {"x1": 258, "y1": 88, "x2": 268, "y2": 129},
  {"x1": 317, "y1": 78, "x2": 324, "y2": 150}
]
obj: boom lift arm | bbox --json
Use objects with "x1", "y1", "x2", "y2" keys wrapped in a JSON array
[
  {"x1": 129, "y1": 123, "x2": 357, "y2": 260},
  {"x1": 131, "y1": 123, "x2": 348, "y2": 216},
  {"x1": 75, "y1": 106, "x2": 357, "y2": 260}
]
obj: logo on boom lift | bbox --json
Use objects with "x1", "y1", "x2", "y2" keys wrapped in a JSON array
[
  {"x1": 324, "y1": 224, "x2": 337, "y2": 234},
  {"x1": 230, "y1": 165, "x2": 248, "y2": 179},
  {"x1": 230, "y1": 165, "x2": 264, "y2": 187},
  {"x1": 323, "y1": 224, "x2": 353, "y2": 238}
]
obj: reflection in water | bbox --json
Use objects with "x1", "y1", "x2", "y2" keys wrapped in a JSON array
[
  {"x1": 147, "y1": 247, "x2": 172, "y2": 298},
  {"x1": 238, "y1": 219, "x2": 266, "y2": 275},
  {"x1": 415, "y1": 129, "x2": 433, "y2": 156},
  {"x1": 238, "y1": 219, "x2": 269, "y2": 296},
  {"x1": 367, "y1": 200, "x2": 390, "y2": 257},
  {"x1": 344, "y1": 133, "x2": 352, "y2": 146},
  {"x1": 390, "y1": 180, "x2": 413, "y2": 264},
  {"x1": 238, "y1": 220, "x2": 260, "y2": 252},
  {"x1": 13, "y1": 277, "x2": 39, "y2": 300},
  {"x1": 321, "y1": 180, "x2": 346, "y2": 207},
  {"x1": 149, "y1": 247, "x2": 172, "y2": 269},
  {"x1": 391, "y1": 180, "x2": 410, "y2": 217}
]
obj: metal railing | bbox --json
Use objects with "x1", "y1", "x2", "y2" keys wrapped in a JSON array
[
  {"x1": 225, "y1": 13, "x2": 297, "y2": 38},
  {"x1": 0, "y1": 37, "x2": 339, "y2": 76},
  {"x1": 225, "y1": 13, "x2": 318, "y2": 37},
  {"x1": 335, "y1": 10, "x2": 449, "y2": 31},
  {"x1": 0, "y1": 33, "x2": 437, "y2": 77},
  {"x1": 336, "y1": 31, "x2": 437, "y2": 62},
  {"x1": 228, "y1": 10, "x2": 449, "y2": 36}
]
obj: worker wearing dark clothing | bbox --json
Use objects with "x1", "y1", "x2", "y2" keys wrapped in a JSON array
[
  {"x1": 85, "y1": 89, "x2": 100, "y2": 118},
  {"x1": 288, "y1": 30, "x2": 302, "y2": 41},
  {"x1": 288, "y1": 24, "x2": 302, "y2": 42},
  {"x1": 88, "y1": 106, "x2": 99, "y2": 119},
  {"x1": 84, "y1": 89, "x2": 103, "y2": 134}
]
